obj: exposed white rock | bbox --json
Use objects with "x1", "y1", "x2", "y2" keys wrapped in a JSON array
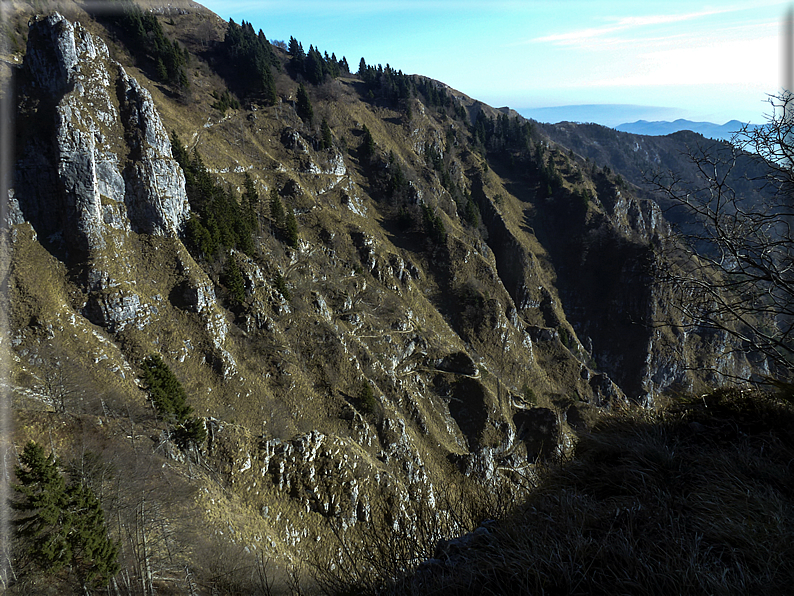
[{"x1": 16, "y1": 12, "x2": 189, "y2": 253}]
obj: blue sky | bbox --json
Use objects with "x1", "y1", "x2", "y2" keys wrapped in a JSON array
[{"x1": 197, "y1": 1, "x2": 787, "y2": 126}]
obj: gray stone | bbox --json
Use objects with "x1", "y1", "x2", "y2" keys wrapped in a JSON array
[{"x1": 15, "y1": 12, "x2": 189, "y2": 255}]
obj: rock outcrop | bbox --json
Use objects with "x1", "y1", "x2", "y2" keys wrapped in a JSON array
[{"x1": 16, "y1": 13, "x2": 189, "y2": 256}]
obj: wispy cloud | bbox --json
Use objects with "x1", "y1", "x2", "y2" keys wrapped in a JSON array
[{"x1": 531, "y1": 8, "x2": 738, "y2": 47}]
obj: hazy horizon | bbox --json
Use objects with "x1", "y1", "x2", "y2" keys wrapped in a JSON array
[{"x1": 514, "y1": 103, "x2": 762, "y2": 128}]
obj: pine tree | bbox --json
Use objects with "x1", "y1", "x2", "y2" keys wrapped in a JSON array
[
  {"x1": 320, "y1": 118, "x2": 333, "y2": 150},
  {"x1": 13, "y1": 442, "x2": 119, "y2": 588},
  {"x1": 13, "y1": 442, "x2": 71, "y2": 571},
  {"x1": 360, "y1": 125, "x2": 375, "y2": 164},
  {"x1": 270, "y1": 187, "x2": 285, "y2": 230},
  {"x1": 285, "y1": 209, "x2": 299, "y2": 249},
  {"x1": 223, "y1": 253, "x2": 247, "y2": 306},
  {"x1": 140, "y1": 355, "x2": 206, "y2": 447},
  {"x1": 242, "y1": 173, "x2": 259, "y2": 227},
  {"x1": 305, "y1": 45, "x2": 324, "y2": 85},
  {"x1": 156, "y1": 57, "x2": 168, "y2": 81},
  {"x1": 141, "y1": 353, "x2": 192, "y2": 423},
  {"x1": 296, "y1": 83, "x2": 314, "y2": 124}
]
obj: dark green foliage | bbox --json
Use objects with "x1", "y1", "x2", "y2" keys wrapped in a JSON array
[
  {"x1": 109, "y1": 2, "x2": 188, "y2": 91},
  {"x1": 13, "y1": 442, "x2": 119, "y2": 588},
  {"x1": 358, "y1": 381, "x2": 376, "y2": 414},
  {"x1": 358, "y1": 61, "x2": 413, "y2": 110},
  {"x1": 304, "y1": 45, "x2": 325, "y2": 84},
  {"x1": 521, "y1": 384, "x2": 537, "y2": 405},
  {"x1": 171, "y1": 132, "x2": 255, "y2": 260},
  {"x1": 415, "y1": 78, "x2": 468, "y2": 121},
  {"x1": 222, "y1": 254, "x2": 246, "y2": 306},
  {"x1": 422, "y1": 204, "x2": 447, "y2": 245},
  {"x1": 141, "y1": 354, "x2": 192, "y2": 423},
  {"x1": 269, "y1": 187, "x2": 299, "y2": 248},
  {"x1": 472, "y1": 111, "x2": 533, "y2": 155},
  {"x1": 287, "y1": 37, "x2": 346, "y2": 84},
  {"x1": 284, "y1": 209, "x2": 299, "y2": 249},
  {"x1": 140, "y1": 354, "x2": 206, "y2": 447},
  {"x1": 360, "y1": 125, "x2": 376, "y2": 164},
  {"x1": 270, "y1": 187, "x2": 285, "y2": 227},
  {"x1": 219, "y1": 19, "x2": 278, "y2": 104},
  {"x1": 273, "y1": 272, "x2": 291, "y2": 301},
  {"x1": 242, "y1": 173, "x2": 259, "y2": 228},
  {"x1": 386, "y1": 151, "x2": 408, "y2": 197},
  {"x1": 296, "y1": 83, "x2": 314, "y2": 123},
  {"x1": 184, "y1": 214, "x2": 216, "y2": 259},
  {"x1": 320, "y1": 117, "x2": 333, "y2": 150},
  {"x1": 559, "y1": 327, "x2": 574, "y2": 349},
  {"x1": 173, "y1": 418, "x2": 208, "y2": 449},
  {"x1": 288, "y1": 36, "x2": 306, "y2": 74},
  {"x1": 211, "y1": 89, "x2": 240, "y2": 114},
  {"x1": 463, "y1": 192, "x2": 480, "y2": 227}
]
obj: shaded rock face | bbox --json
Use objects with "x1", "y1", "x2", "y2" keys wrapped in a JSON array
[
  {"x1": 15, "y1": 13, "x2": 189, "y2": 257},
  {"x1": 513, "y1": 407, "x2": 560, "y2": 461}
]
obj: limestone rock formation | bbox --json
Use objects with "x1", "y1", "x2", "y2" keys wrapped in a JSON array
[{"x1": 16, "y1": 12, "x2": 189, "y2": 257}]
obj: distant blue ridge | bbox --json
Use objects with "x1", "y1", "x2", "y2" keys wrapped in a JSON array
[
  {"x1": 615, "y1": 119, "x2": 756, "y2": 141},
  {"x1": 517, "y1": 105, "x2": 758, "y2": 140},
  {"x1": 517, "y1": 104, "x2": 681, "y2": 128}
]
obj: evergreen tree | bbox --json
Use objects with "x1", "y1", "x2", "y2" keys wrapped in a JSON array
[
  {"x1": 305, "y1": 45, "x2": 325, "y2": 85},
  {"x1": 270, "y1": 187, "x2": 285, "y2": 230},
  {"x1": 463, "y1": 193, "x2": 480, "y2": 227},
  {"x1": 273, "y1": 272, "x2": 291, "y2": 301},
  {"x1": 13, "y1": 442, "x2": 119, "y2": 589},
  {"x1": 285, "y1": 209, "x2": 299, "y2": 249},
  {"x1": 141, "y1": 354, "x2": 192, "y2": 423},
  {"x1": 156, "y1": 57, "x2": 168, "y2": 81},
  {"x1": 242, "y1": 173, "x2": 259, "y2": 231},
  {"x1": 140, "y1": 355, "x2": 206, "y2": 447},
  {"x1": 268, "y1": 187, "x2": 298, "y2": 247},
  {"x1": 223, "y1": 253, "x2": 247, "y2": 306},
  {"x1": 320, "y1": 117, "x2": 333, "y2": 150},
  {"x1": 296, "y1": 83, "x2": 314, "y2": 124},
  {"x1": 360, "y1": 124, "x2": 375, "y2": 164},
  {"x1": 171, "y1": 133, "x2": 256, "y2": 260},
  {"x1": 288, "y1": 36, "x2": 306, "y2": 74},
  {"x1": 421, "y1": 204, "x2": 447, "y2": 245},
  {"x1": 386, "y1": 151, "x2": 408, "y2": 197},
  {"x1": 114, "y1": 3, "x2": 188, "y2": 92},
  {"x1": 220, "y1": 19, "x2": 278, "y2": 104}
]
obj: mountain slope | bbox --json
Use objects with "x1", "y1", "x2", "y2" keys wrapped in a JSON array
[{"x1": 2, "y1": 4, "x2": 761, "y2": 593}]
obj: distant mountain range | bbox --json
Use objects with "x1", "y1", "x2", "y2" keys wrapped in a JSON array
[
  {"x1": 517, "y1": 106, "x2": 759, "y2": 141},
  {"x1": 517, "y1": 104, "x2": 681, "y2": 128},
  {"x1": 615, "y1": 119, "x2": 756, "y2": 140}
]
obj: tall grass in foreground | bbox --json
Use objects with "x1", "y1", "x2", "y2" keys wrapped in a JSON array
[{"x1": 322, "y1": 387, "x2": 794, "y2": 595}]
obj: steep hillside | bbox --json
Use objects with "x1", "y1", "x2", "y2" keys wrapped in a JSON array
[
  {"x1": 2, "y1": 4, "x2": 761, "y2": 593},
  {"x1": 536, "y1": 121, "x2": 772, "y2": 224}
]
